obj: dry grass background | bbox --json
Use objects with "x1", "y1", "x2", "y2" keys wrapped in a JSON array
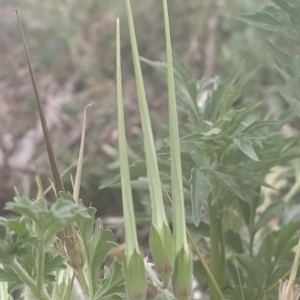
[{"x1": 0, "y1": 0, "x2": 270, "y2": 220}]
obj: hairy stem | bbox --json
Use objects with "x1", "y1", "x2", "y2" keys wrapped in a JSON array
[
  {"x1": 37, "y1": 240, "x2": 45, "y2": 295},
  {"x1": 11, "y1": 259, "x2": 51, "y2": 300}
]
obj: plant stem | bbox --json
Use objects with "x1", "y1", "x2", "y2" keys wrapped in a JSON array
[
  {"x1": 217, "y1": 214, "x2": 226, "y2": 286},
  {"x1": 186, "y1": 229, "x2": 225, "y2": 300},
  {"x1": 249, "y1": 230, "x2": 255, "y2": 256},
  {"x1": 76, "y1": 267, "x2": 89, "y2": 295},
  {"x1": 37, "y1": 240, "x2": 45, "y2": 295},
  {"x1": 208, "y1": 197, "x2": 223, "y2": 300},
  {"x1": 11, "y1": 259, "x2": 51, "y2": 300},
  {"x1": 87, "y1": 266, "x2": 94, "y2": 300}
]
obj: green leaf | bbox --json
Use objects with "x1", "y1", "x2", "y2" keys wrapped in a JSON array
[
  {"x1": 5, "y1": 219, "x2": 29, "y2": 234},
  {"x1": 44, "y1": 253, "x2": 66, "y2": 281},
  {"x1": 268, "y1": 266, "x2": 291, "y2": 288},
  {"x1": 190, "y1": 168, "x2": 212, "y2": 226},
  {"x1": 272, "y1": 0, "x2": 300, "y2": 27},
  {"x1": 236, "y1": 10, "x2": 282, "y2": 32},
  {"x1": 236, "y1": 198, "x2": 251, "y2": 225},
  {"x1": 258, "y1": 234, "x2": 274, "y2": 278},
  {"x1": 235, "y1": 254, "x2": 262, "y2": 288},
  {"x1": 0, "y1": 266, "x2": 22, "y2": 293},
  {"x1": 205, "y1": 169, "x2": 245, "y2": 201},
  {"x1": 218, "y1": 165, "x2": 274, "y2": 189},
  {"x1": 234, "y1": 138, "x2": 259, "y2": 161},
  {"x1": 5, "y1": 197, "x2": 90, "y2": 243},
  {"x1": 237, "y1": 5, "x2": 300, "y2": 42},
  {"x1": 78, "y1": 216, "x2": 114, "y2": 298},
  {"x1": 255, "y1": 30, "x2": 295, "y2": 71},
  {"x1": 274, "y1": 220, "x2": 300, "y2": 261},
  {"x1": 277, "y1": 89, "x2": 300, "y2": 118},
  {"x1": 94, "y1": 261, "x2": 125, "y2": 300},
  {"x1": 45, "y1": 199, "x2": 91, "y2": 243},
  {"x1": 254, "y1": 202, "x2": 285, "y2": 233},
  {"x1": 225, "y1": 230, "x2": 243, "y2": 254}
]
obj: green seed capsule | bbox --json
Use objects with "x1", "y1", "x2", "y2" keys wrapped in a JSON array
[
  {"x1": 123, "y1": 250, "x2": 147, "y2": 300},
  {"x1": 149, "y1": 223, "x2": 174, "y2": 288},
  {"x1": 172, "y1": 246, "x2": 193, "y2": 300}
]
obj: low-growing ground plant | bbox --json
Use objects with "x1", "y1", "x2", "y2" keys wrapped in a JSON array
[{"x1": 1, "y1": 0, "x2": 300, "y2": 300}]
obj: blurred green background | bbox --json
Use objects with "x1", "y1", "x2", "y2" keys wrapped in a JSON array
[{"x1": 0, "y1": 0, "x2": 286, "y2": 219}]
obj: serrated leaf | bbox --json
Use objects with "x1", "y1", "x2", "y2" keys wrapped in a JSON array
[
  {"x1": 94, "y1": 261, "x2": 125, "y2": 300},
  {"x1": 44, "y1": 200, "x2": 91, "y2": 243},
  {"x1": 255, "y1": 30, "x2": 295, "y2": 71},
  {"x1": 77, "y1": 207, "x2": 97, "y2": 243},
  {"x1": 218, "y1": 165, "x2": 274, "y2": 189},
  {"x1": 234, "y1": 138, "x2": 259, "y2": 161},
  {"x1": 78, "y1": 217, "x2": 114, "y2": 298},
  {"x1": 5, "y1": 219, "x2": 29, "y2": 234},
  {"x1": 205, "y1": 169, "x2": 245, "y2": 200},
  {"x1": 5, "y1": 197, "x2": 90, "y2": 242},
  {"x1": 236, "y1": 11, "x2": 281, "y2": 31},
  {"x1": 238, "y1": 4, "x2": 300, "y2": 42},
  {"x1": 0, "y1": 266, "x2": 22, "y2": 290},
  {"x1": 44, "y1": 253, "x2": 66, "y2": 280},
  {"x1": 272, "y1": 0, "x2": 300, "y2": 26},
  {"x1": 190, "y1": 168, "x2": 212, "y2": 226}
]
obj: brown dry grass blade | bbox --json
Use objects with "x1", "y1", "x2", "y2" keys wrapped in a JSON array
[{"x1": 15, "y1": 9, "x2": 64, "y2": 193}]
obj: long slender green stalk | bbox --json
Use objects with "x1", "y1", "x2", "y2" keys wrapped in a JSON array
[
  {"x1": 124, "y1": 0, "x2": 167, "y2": 229},
  {"x1": 116, "y1": 17, "x2": 147, "y2": 300},
  {"x1": 125, "y1": 0, "x2": 175, "y2": 288},
  {"x1": 162, "y1": 1, "x2": 193, "y2": 298},
  {"x1": 116, "y1": 17, "x2": 139, "y2": 256},
  {"x1": 162, "y1": 0, "x2": 187, "y2": 252}
]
